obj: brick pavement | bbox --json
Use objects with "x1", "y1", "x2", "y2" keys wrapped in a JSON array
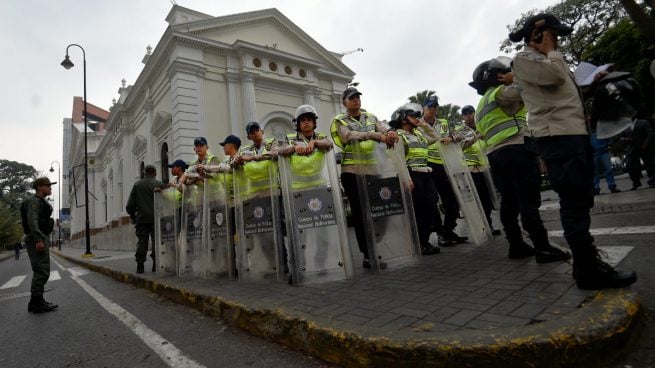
[{"x1": 52, "y1": 176, "x2": 650, "y2": 367}]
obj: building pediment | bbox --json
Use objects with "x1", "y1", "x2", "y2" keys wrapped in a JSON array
[
  {"x1": 131, "y1": 135, "x2": 147, "y2": 157},
  {"x1": 171, "y1": 8, "x2": 354, "y2": 78},
  {"x1": 150, "y1": 111, "x2": 172, "y2": 138}
]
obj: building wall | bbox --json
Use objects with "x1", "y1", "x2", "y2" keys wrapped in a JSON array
[{"x1": 66, "y1": 6, "x2": 353, "y2": 251}]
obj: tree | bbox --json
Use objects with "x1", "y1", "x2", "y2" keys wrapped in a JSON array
[
  {"x1": 582, "y1": 17, "x2": 655, "y2": 117},
  {"x1": 437, "y1": 103, "x2": 462, "y2": 123},
  {"x1": 0, "y1": 159, "x2": 37, "y2": 212},
  {"x1": 500, "y1": 0, "x2": 627, "y2": 65},
  {"x1": 619, "y1": 0, "x2": 655, "y2": 42},
  {"x1": 408, "y1": 90, "x2": 436, "y2": 105},
  {"x1": 0, "y1": 202, "x2": 22, "y2": 249}
]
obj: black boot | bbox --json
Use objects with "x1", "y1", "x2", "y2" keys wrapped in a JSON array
[
  {"x1": 444, "y1": 230, "x2": 468, "y2": 244},
  {"x1": 437, "y1": 234, "x2": 454, "y2": 247},
  {"x1": 28, "y1": 295, "x2": 58, "y2": 313},
  {"x1": 534, "y1": 243, "x2": 571, "y2": 264},
  {"x1": 421, "y1": 243, "x2": 440, "y2": 255},
  {"x1": 136, "y1": 263, "x2": 144, "y2": 274},
  {"x1": 508, "y1": 241, "x2": 536, "y2": 259},
  {"x1": 572, "y1": 246, "x2": 637, "y2": 290},
  {"x1": 150, "y1": 253, "x2": 156, "y2": 272}
]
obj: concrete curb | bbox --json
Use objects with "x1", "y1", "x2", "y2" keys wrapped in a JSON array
[{"x1": 54, "y1": 251, "x2": 643, "y2": 368}]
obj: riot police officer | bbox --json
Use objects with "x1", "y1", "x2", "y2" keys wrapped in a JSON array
[
  {"x1": 330, "y1": 87, "x2": 398, "y2": 268},
  {"x1": 390, "y1": 103, "x2": 440, "y2": 255},
  {"x1": 470, "y1": 57, "x2": 570, "y2": 263}
]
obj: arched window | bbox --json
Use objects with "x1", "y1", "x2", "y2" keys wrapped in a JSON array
[
  {"x1": 161, "y1": 142, "x2": 169, "y2": 183},
  {"x1": 140, "y1": 162, "x2": 145, "y2": 180}
]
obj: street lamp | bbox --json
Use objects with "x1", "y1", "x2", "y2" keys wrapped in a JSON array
[
  {"x1": 49, "y1": 161, "x2": 62, "y2": 250},
  {"x1": 61, "y1": 44, "x2": 94, "y2": 258}
]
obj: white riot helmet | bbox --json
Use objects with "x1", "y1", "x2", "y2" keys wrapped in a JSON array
[
  {"x1": 293, "y1": 104, "x2": 318, "y2": 131},
  {"x1": 390, "y1": 102, "x2": 423, "y2": 129}
]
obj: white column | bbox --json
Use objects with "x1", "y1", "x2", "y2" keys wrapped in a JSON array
[
  {"x1": 241, "y1": 74, "x2": 257, "y2": 123},
  {"x1": 226, "y1": 73, "x2": 241, "y2": 135}
]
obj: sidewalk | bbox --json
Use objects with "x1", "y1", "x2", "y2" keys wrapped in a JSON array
[{"x1": 53, "y1": 182, "x2": 652, "y2": 368}]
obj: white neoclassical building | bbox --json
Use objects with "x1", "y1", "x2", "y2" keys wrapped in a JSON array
[{"x1": 66, "y1": 5, "x2": 355, "y2": 249}]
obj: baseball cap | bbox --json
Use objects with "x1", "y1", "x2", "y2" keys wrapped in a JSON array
[
  {"x1": 245, "y1": 122, "x2": 261, "y2": 134},
  {"x1": 193, "y1": 137, "x2": 208, "y2": 146},
  {"x1": 32, "y1": 177, "x2": 57, "y2": 189},
  {"x1": 461, "y1": 105, "x2": 475, "y2": 115},
  {"x1": 422, "y1": 95, "x2": 439, "y2": 108},
  {"x1": 167, "y1": 159, "x2": 188, "y2": 170},
  {"x1": 509, "y1": 13, "x2": 573, "y2": 43},
  {"x1": 342, "y1": 87, "x2": 362, "y2": 101},
  {"x1": 219, "y1": 135, "x2": 242, "y2": 148}
]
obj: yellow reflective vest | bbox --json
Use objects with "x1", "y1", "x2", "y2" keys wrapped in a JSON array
[
  {"x1": 330, "y1": 110, "x2": 377, "y2": 166},
  {"x1": 398, "y1": 129, "x2": 429, "y2": 168},
  {"x1": 286, "y1": 132, "x2": 327, "y2": 189},
  {"x1": 475, "y1": 85, "x2": 528, "y2": 148}
]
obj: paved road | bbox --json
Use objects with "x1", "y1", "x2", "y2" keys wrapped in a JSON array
[
  {"x1": 0, "y1": 254, "x2": 332, "y2": 368},
  {"x1": 540, "y1": 185, "x2": 655, "y2": 368}
]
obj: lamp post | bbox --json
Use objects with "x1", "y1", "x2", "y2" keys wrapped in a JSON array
[
  {"x1": 49, "y1": 161, "x2": 62, "y2": 250},
  {"x1": 61, "y1": 44, "x2": 94, "y2": 258}
]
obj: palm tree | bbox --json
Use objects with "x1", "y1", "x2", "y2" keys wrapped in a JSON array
[
  {"x1": 437, "y1": 103, "x2": 462, "y2": 123},
  {"x1": 408, "y1": 90, "x2": 436, "y2": 105}
]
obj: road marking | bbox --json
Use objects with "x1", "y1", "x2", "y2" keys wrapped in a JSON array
[
  {"x1": 1, "y1": 276, "x2": 26, "y2": 289},
  {"x1": 50, "y1": 271, "x2": 61, "y2": 281},
  {"x1": 55, "y1": 261, "x2": 206, "y2": 368},
  {"x1": 598, "y1": 246, "x2": 634, "y2": 267},
  {"x1": 68, "y1": 267, "x2": 89, "y2": 277},
  {"x1": 548, "y1": 226, "x2": 655, "y2": 237}
]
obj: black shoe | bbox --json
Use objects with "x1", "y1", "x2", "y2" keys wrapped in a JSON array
[
  {"x1": 609, "y1": 187, "x2": 621, "y2": 193},
  {"x1": 437, "y1": 235, "x2": 454, "y2": 247},
  {"x1": 574, "y1": 253, "x2": 637, "y2": 290},
  {"x1": 421, "y1": 244, "x2": 440, "y2": 255},
  {"x1": 28, "y1": 297, "x2": 58, "y2": 313},
  {"x1": 445, "y1": 230, "x2": 468, "y2": 244},
  {"x1": 152, "y1": 262, "x2": 156, "y2": 272},
  {"x1": 136, "y1": 263, "x2": 144, "y2": 274},
  {"x1": 535, "y1": 245, "x2": 571, "y2": 263},
  {"x1": 630, "y1": 183, "x2": 642, "y2": 190},
  {"x1": 491, "y1": 228, "x2": 502, "y2": 236},
  {"x1": 594, "y1": 188, "x2": 600, "y2": 195},
  {"x1": 508, "y1": 242, "x2": 536, "y2": 259},
  {"x1": 362, "y1": 258, "x2": 371, "y2": 269}
]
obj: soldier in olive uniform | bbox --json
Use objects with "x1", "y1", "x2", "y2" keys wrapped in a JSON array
[
  {"x1": 21, "y1": 177, "x2": 58, "y2": 313},
  {"x1": 126, "y1": 165, "x2": 163, "y2": 273}
]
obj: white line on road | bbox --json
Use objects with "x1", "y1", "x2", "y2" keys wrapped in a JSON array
[
  {"x1": 1, "y1": 275, "x2": 26, "y2": 289},
  {"x1": 548, "y1": 226, "x2": 655, "y2": 237},
  {"x1": 53, "y1": 259, "x2": 206, "y2": 368},
  {"x1": 50, "y1": 271, "x2": 61, "y2": 281},
  {"x1": 68, "y1": 267, "x2": 89, "y2": 277}
]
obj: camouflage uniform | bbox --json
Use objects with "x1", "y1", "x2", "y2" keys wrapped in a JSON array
[
  {"x1": 126, "y1": 174, "x2": 162, "y2": 267},
  {"x1": 23, "y1": 195, "x2": 54, "y2": 298}
]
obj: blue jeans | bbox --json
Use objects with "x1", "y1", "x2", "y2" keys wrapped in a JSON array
[{"x1": 593, "y1": 150, "x2": 616, "y2": 191}]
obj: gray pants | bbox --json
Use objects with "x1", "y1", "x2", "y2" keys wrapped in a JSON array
[{"x1": 26, "y1": 240, "x2": 51, "y2": 297}]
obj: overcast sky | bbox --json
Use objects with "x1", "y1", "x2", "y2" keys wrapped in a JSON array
[{"x1": 0, "y1": 0, "x2": 559, "y2": 212}]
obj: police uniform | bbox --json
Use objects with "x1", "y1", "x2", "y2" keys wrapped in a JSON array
[
  {"x1": 126, "y1": 167, "x2": 162, "y2": 272},
  {"x1": 509, "y1": 12, "x2": 636, "y2": 288},
  {"x1": 238, "y1": 137, "x2": 280, "y2": 193},
  {"x1": 476, "y1": 84, "x2": 562, "y2": 260},
  {"x1": 396, "y1": 125, "x2": 440, "y2": 255},
  {"x1": 283, "y1": 132, "x2": 332, "y2": 189},
  {"x1": 419, "y1": 116, "x2": 467, "y2": 244},
  {"x1": 330, "y1": 108, "x2": 390, "y2": 264},
  {"x1": 21, "y1": 177, "x2": 57, "y2": 313}
]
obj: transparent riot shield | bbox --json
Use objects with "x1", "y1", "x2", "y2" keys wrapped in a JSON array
[
  {"x1": 234, "y1": 161, "x2": 285, "y2": 282},
  {"x1": 180, "y1": 183, "x2": 204, "y2": 277},
  {"x1": 279, "y1": 149, "x2": 354, "y2": 285},
  {"x1": 154, "y1": 188, "x2": 179, "y2": 274},
  {"x1": 351, "y1": 140, "x2": 420, "y2": 270},
  {"x1": 440, "y1": 142, "x2": 493, "y2": 245},
  {"x1": 478, "y1": 144, "x2": 501, "y2": 211},
  {"x1": 202, "y1": 174, "x2": 234, "y2": 280}
]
